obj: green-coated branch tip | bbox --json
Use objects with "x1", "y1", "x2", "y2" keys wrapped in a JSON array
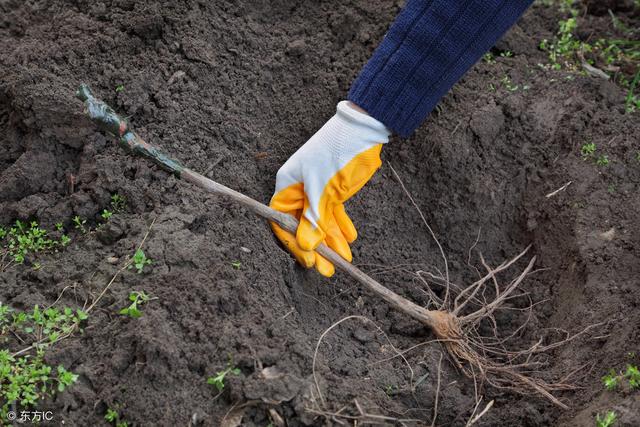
[{"x1": 76, "y1": 84, "x2": 92, "y2": 102}]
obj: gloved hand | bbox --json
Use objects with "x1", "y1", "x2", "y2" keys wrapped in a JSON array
[{"x1": 270, "y1": 101, "x2": 390, "y2": 277}]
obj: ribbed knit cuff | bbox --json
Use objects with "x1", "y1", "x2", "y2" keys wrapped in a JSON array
[{"x1": 348, "y1": 0, "x2": 533, "y2": 138}]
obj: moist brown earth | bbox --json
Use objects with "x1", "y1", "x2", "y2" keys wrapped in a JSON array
[{"x1": 1, "y1": 1, "x2": 639, "y2": 426}]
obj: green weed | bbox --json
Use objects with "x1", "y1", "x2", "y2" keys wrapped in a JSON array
[
  {"x1": 56, "y1": 365, "x2": 78, "y2": 391},
  {"x1": 608, "y1": 10, "x2": 631, "y2": 34},
  {"x1": 129, "y1": 249, "x2": 152, "y2": 274},
  {"x1": 10, "y1": 305, "x2": 88, "y2": 345},
  {"x1": 105, "y1": 408, "x2": 118, "y2": 422},
  {"x1": 581, "y1": 142, "x2": 596, "y2": 157},
  {"x1": 482, "y1": 52, "x2": 496, "y2": 64},
  {"x1": 110, "y1": 194, "x2": 127, "y2": 212},
  {"x1": 231, "y1": 261, "x2": 241, "y2": 269},
  {"x1": 105, "y1": 406, "x2": 129, "y2": 427},
  {"x1": 0, "y1": 349, "x2": 78, "y2": 418},
  {"x1": 540, "y1": 16, "x2": 582, "y2": 70},
  {"x1": 626, "y1": 364, "x2": 640, "y2": 389},
  {"x1": 101, "y1": 210, "x2": 113, "y2": 221},
  {"x1": 625, "y1": 71, "x2": 640, "y2": 113},
  {"x1": 596, "y1": 410, "x2": 617, "y2": 427},
  {"x1": 600, "y1": 363, "x2": 640, "y2": 392},
  {"x1": 207, "y1": 364, "x2": 241, "y2": 392},
  {"x1": 501, "y1": 75, "x2": 520, "y2": 92},
  {"x1": 580, "y1": 142, "x2": 608, "y2": 165},
  {"x1": 72, "y1": 216, "x2": 87, "y2": 234},
  {"x1": 0, "y1": 306, "x2": 10, "y2": 339},
  {"x1": 60, "y1": 234, "x2": 71, "y2": 246},
  {"x1": 115, "y1": 85, "x2": 124, "y2": 93},
  {"x1": 593, "y1": 39, "x2": 640, "y2": 68},
  {"x1": 558, "y1": 0, "x2": 577, "y2": 14},
  {"x1": 1, "y1": 220, "x2": 70, "y2": 266},
  {"x1": 0, "y1": 304, "x2": 83, "y2": 418},
  {"x1": 539, "y1": 2, "x2": 639, "y2": 78},
  {"x1": 119, "y1": 291, "x2": 151, "y2": 318},
  {"x1": 602, "y1": 369, "x2": 619, "y2": 391}
]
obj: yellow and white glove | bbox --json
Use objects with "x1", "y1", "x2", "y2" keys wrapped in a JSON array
[{"x1": 270, "y1": 101, "x2": 390, "y2": 277}]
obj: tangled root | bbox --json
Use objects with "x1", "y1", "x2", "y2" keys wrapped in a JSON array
[{"x1": 416, "y1": 247, "x2": 599, "y2": 409}]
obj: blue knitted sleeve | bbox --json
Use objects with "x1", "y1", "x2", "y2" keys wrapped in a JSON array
[{"x1": 348, "y1": 0, "x2": 533, "y2": 137}]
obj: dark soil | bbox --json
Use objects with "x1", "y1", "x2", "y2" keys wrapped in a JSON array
[{"x1": 1, "y1": 1, "x2": 639, "y2": 426}]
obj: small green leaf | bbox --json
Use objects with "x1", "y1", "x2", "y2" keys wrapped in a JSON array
[
  {"x1": 602, "y1": 369, "x2": 619, "y2": 391},
  {"x1": 105, "y1": 409, "x2": 118, "y2": 422},
  {"x1": 625, "y1": 364, "x2": 640, "y2": 389},
  {"x1": 596, "y1": 410, "x2": 617, "y2": 427},
  {"x1": 207, "y1": 374, "x2": 225, "y2": 391}
]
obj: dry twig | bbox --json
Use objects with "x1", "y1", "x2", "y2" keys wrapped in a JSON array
[{"x1": 466, "y1": 399, "x2": 494, "y2": 426}]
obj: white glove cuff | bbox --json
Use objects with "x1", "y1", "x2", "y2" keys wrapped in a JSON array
[{"x1": 336, "y1": 101, "x2": 391, "y2": 144}]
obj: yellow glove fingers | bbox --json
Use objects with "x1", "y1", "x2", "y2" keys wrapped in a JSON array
[
  {"x1": 270, "y1": 183, "x2": 305, "y2": 213},
  {"x1": 269, "y1": 221, "x2": 315, "y2": 268},
  {"x1": 297, "y1": 215, "x2": 325, "y2": 251},
  {"x1": 333, "y1": 204, "x2": 357, "y2": 243},
  {"x1": 314, "y1": 252, "x2": 335, "y2": 278},
  {"x1": 324, "y1": 232, "x2": 352, "y2": 263},
  {"x1": 297, "y1": 197, "x2": 326, "y2": 251},
  {"x1": 272, "y1": 218, "x2": 336, "y2": 278},
  {"x1": 324, "y1": 214, "x2": 352, "y2": 262}
]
